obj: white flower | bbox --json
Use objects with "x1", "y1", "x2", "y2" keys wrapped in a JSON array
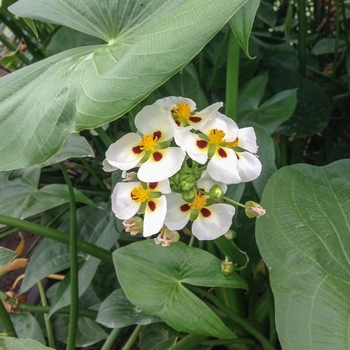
[
  {"x1": 175, "y1": 112, "x2": 262, "y2": 184},
  {"x1": 104, "y1": 104, "x2": 185, "y2": 182},
  {"x1": 112, "y1": 180, "x2": 170, "y2": 237},
  {"x1": 164, "y1": 172, "x2": 234, "y2": 240}
]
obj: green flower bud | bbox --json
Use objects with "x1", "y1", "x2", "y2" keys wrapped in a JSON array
[
  {"x1": 155, "y1": 228, "x2": 180, "y2": 247},
  {"x1": 182, "y1": 189, "x2": 196, "y2": 203},
  {"x1": 224, "y1": 229, "x2": 237, "y2": 240},
  {"x1": 122, "y1": 217, "x2": 143, "y2": 235},
  {"x1": 209, "y1": 185, "x2": 224, "y2": 199},
  {"x1": 221, "y1": 258, "x2": 234, "y2": 276},
  {"x1": 245, "y1": 201, "x2": 266, "y2": 218}
]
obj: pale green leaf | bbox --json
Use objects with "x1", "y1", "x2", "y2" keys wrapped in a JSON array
[
  {"x1": 0, "y1": 338, "x2": 51, "y2": 350},
  {"x1": 113, "y1": 240, "x2": 247, "y2": 337},
  {"x1": 0, "y1": 0, "x2": 246, "y2": 171},
  {"x1": 230, "y1": 0, "x2": 260, "y2": 58},
  {"x1": 97, "y1": 289, "x2": 162, "y2": 328},
  {"x1": 256, "y1": 159, "x2": 350, "y2": 349},
  {"x1": 23, "y1": 18, "x2": 39, "y2": 39},
  {"x1": 140, "y1": 324, "x2": 177, "y2": 350},
  {"x1": 0, "y1": 247, "x2": 16, "y2": 270}
]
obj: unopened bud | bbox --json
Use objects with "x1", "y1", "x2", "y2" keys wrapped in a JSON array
[
  {"x1": 182, "y1": 189, "x2": 196, "y2": 203},
  {"x1": 122, "y1": 216, "x2": 143, "y2": 235},
  {"x1": 224, "y1": 229, "x2": 236, "y2": 240},
  {"x1": 155, "y1": 228, "x2": 180, "y2": 247},
  {"x1": 221, "y1": 257, "x2": 234, "y2": 276},
  {"x1": 245, "y1": 201, "x2": 266, "y2": 218},
  {"x1": 209, "y1": 185, "x2": 224, "y2": 199}
]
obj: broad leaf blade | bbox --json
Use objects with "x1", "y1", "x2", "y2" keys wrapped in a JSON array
[
  {"x1": 1, "y1": 0, "x2": 246, "y2": 171},
  {"x1": 256, "y1": 160, "x2": 350, "y2": 349},
  {"x1": 113, "y1": 240, "x2": 247, "y2": 337},
  {"x1": 0, "y1": 247, "x2": 17, "y2": 270},
  {"x1": 0, "y1": 338, "x2": 51, "y2": 350}
]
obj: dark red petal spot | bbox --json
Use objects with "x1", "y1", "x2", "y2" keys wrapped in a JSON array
[
  {"x1": 132, "y1": 146, "x2": 143, "y2": 154},
  {"x1": 180, "y1": 204, "x2": 191, "y2": 212},
  {"x1": 148, "y1": 201, "x2": 156, "y2": 212},
  {"x1": 236, "y1": 152, "x2": 240, "y2": 160},
  {"x1": 200, "y1": 208, "x2": 211, "y2": 217},
  {"x1": 218, "y1": 147, "x2": 227, "y2": 158},
  {"x1": 189, "y1": 116, "x2": 202, "y2": 123},
  {"x1": 175, "y1": 120, "x2": 181, "y2": 126},
  {"x1": 148, "y1": 182, "x2": 158, "y2": 190},
  {"x1": 196, "y1": 140, "x2": 208, "y2": 149},
  {"x1": 153, "y1": 131, "x2": 162, "y2": 140},
  {"x1": 152, "y1": 151, "x2": 163, "y2": 162}
]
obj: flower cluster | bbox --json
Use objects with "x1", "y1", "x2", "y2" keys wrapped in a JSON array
[{"x1": 104, "y1": 97, "x2": 263, "y2": 242}]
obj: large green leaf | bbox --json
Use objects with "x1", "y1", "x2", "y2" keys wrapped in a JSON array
[
  {"x1": 0, "y1": 247, "x2": 16, "y2": 270},
  {"x1": 0, "y1": 167, "x2": 94, "y2": 228},
  {"x1": 256, "y1": 160, "x2": 350, "y2": 349},
  {"x1": 113, "y1": 240, "x2": 247, "y2": 337},
  {"x1": 0, "y1": 0, "x2": 246, "y2": 171},
  {"x1": 0, "y1": 338, "x2": 51, "y2": 350}
]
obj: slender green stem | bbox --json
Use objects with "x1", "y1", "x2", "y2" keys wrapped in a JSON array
[
  {"x1": 201, "y1": 338, "x2": 257, "y2": 346},
  {"x1": 0, "y1": 33, "x2": 31, "y2": 66},
  {"x1": 0, "y1": 290, "x2": 97, "y2": 319},
  {"x1": 198, "y1": 50, "x2": 205, "y2": 86},
  {"x1": 96, "y1": 127, "x2": 113, "y2": 147},
  {"x1": 297, "y1": 0, "x2": 307, "y2": 76},
  {"x1": 187, "y1": 286, "x2": 277, "y2": 350},
  {"x1": 101, "y1": 328, "x2": 122, "y2": 350},
  {"x1": 188, "y1": 234, "x2": 195, "y2": 247},
  {"x1": 331, "y1": 0, "x2": 340, "y2": 85},
  {"x1": 121, "y1": 325, "x2": 144, "y2": 350},
  {"x1": 225, "y1": 29, "x2": 240, "y2": 120},
  {"x1": 0, "y1": 215, "x2": 113, "y2": 265},
  {"x1": 60, "y1": 163, "x2": 78, "y2": 350},
  {"x1": 0, "y1": 298, "x2": 18, "y2": 337},
  {"x1": 80, "y1": 158, "x2": 106, "y2": 189},
  {"x1": 168, "y1": 333, "x2": 207, "y2": 350},
  {"x1": 37, "y1": 281, "x2": 55, "y2": 349}
]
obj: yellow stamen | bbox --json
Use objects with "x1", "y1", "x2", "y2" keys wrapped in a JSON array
[
  {"x1": 190, "y1": 193, "x2": 207, "y2": 210},
  {"x1": 138, "y1": 133, "x2": 158, "y2": 151},
  {"x1": 208, "y1": 129, "x2": 225, "y2": 146},
  {"x1": 131, "y1": 185, "x2": 150, "y2": 203},
  {"x1": 171, "y1": 102, "x2": 192, "y2": 119},
  {"x1": 226, "y1": 138, "x2": 239, "y2": 148}
]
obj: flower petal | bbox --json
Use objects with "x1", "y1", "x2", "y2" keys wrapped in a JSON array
[
  {"x1": 148, "y1": 179, "x2": 171, "y2": 194},
  {"x1": 174, "y1": 129, "x2": 208, "y2": 164},
  {"x1": 207, "y1": 148, "x2": 241, "y2": 184},
  {"x1": 143, "y1": 196, "x2": 167, "y2": 237},
  {"x1": 102, "y1": 159, "x2": 118, "y2": 172},
  {"x1": 111, "y1": 182, "x2": 141, "y2": 220},
  {"x1": 105, "y1": 133, "x2": 143, "y2": 170},
  {"x1": 237, "y1": 127, "x2": 258, "y2": 153},
  {"x1": 156, "y1": 96, "x2": 196, "y2": 112},
  {"x1": 192, "y1": 203, "x2": 235, "y2": 240},
  {"x1": 138, "y1": 147, "x2": 185, "y2": 182},
  {"x1": 135, "y1": 104, "x2": 174, "y2": 141},
  {"x1": 164, "y1": 193, "x2": 190, "y2": 230},
  {"x1": 190, "y1": 102, "x2": 223, "y2": 129},
  {"x1": 197, "y1": 170, "x2": 227, "y2": 194},
  {"x1": 236, "y1": 151, "x2": 262, "y2": 182}
]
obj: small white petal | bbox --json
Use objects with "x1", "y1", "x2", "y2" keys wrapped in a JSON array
[
  {"x1": 190, "y1": 102, "x2": 223, "y2": 129},
  {"x1": 236, "y1": 151, "x2": 262, "y2": 182},
  {"x1": 102, "y1": 159, "x2": 118, "y2": 172},
  {"x1": 111, "y1": 182, "x2": 141, "y2": 220},
  {"x1": 148, "y1": 179, "x2": 171, "y2": 194},
  {"x1": 105, "y1": 133, "x2": 143, "y2": 170},
  {"x1": 156, "y1": 96, "x2": 196, "y2": 112},
  {"x1": 207, "y1": 148, "x2": 241, "y2": 184},
  {"x1": 192, "y1": 203, "x2": 235, "y2": 240},
  {"x1": 138, "y1": 147, "x2": 185, "y2": 182},
  {"x1": 135, "y1": 104, "x2": 175, "y2": 141},
  {"x1": 143, "y1": 196, "x2": 167, "y2": 237},
  {"x1": 164, "y1": 193, "x2": 190, "y2": 230},
  {"x1": 174, "y1": 129, "x2": 208, "y2": 164},
  {"x1": 197, "y1": 170, "x2": 227, "y2": 194},
  {"x1": 237, "y1": 127, "x2": 258, "y2": 153}
]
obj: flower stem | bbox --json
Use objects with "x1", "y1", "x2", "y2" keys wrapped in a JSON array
[
  {"x1": 168, "y1": 333, "x2": 207, "y2": 350},
  {"x1": 121, "y1": 325, "x2": 144, "y2": 350},
  {"x1": 222, "y1": 195, "x2": 245, "y2": 208},
  {"x1": 0, "y1": 298, "x2": 17, "y2": 337},
  {"x1": 101, "y1": 328, "x2": 122, "y2": 350},
  {"x1": 60, "y1": 163, "x2": 79, "y2": 350}
]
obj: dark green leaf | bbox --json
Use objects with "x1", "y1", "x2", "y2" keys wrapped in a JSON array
[
  {"x1": 0, "y1": 247, "x2": 16, "y2": 270},
  {"x1": 140, "y1": 323, "x2": 177, "y2": 350}
]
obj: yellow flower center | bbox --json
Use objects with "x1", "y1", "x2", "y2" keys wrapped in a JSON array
[
  {"x1": 171, "y1": 102, "x2": 192, "y2": 119},
  {"x1": 208, "y1": 129, "x2": 225, "y2": 146},
  {"x1": 131, "y1": 185, "x2": 150, "y2": 203},
  {"x1": 226, "y1": 138, "x2": 239, "y2": 148},
  {"x1": 138, "y1": 133, "x2": 158, "y2": 151},
  {"x1": 190, "y1": 193, "x2": 206, "y2": 210}
]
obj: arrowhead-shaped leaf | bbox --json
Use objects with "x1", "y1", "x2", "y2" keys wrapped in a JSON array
[
  {"x1": 256, "y1": 160, "x2": 350, "y2": 349},
  {"x1": 0, "y1": 0, "x2": 246, "y2": 171},
  {"x1": 113, "y1": 240, "x2": 247, "y2": 337}
]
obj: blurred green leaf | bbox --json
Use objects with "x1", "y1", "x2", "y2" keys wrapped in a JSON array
[
  {"x1": 0, "y1": 247, "x2": 16, "y2": 270},
  {"x1": 97, "y1": 289, "x2": 162, "y2": 328},
  {"x1": 23, "y1": 18, "x2": 39, "y2": 39},
  {"x1": 0, "y1": 0, "x2": 246, "y2": 171},
  {"x1": 0, "y1": 338, "x2": 51, "y2": 350},
  {"x1": 0, "y1": 167, "x2": 94, "y2": 228},
  {"x1": 140, "y1": 323, "x2": 177, "y2": 350},
  {"x1": 230, "y1": 0, "x2": 260, "y2": 58},
  {"x1": 113, "y1": 240, "x2": 247, "y2": 337},
  {"x1": 256, "y1": 1, "x2": 276, "y2": 27},
  {"x1": 256, "y1": 159, "x2": 350, "y2": 349},
  {"x1": 311, "y1": 38, "x2": 346, "y2": 55}
]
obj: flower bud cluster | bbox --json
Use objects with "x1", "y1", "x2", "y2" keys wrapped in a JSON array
[{"x1": 104, "y1": 96, "x2": 264, "y2": 242}]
